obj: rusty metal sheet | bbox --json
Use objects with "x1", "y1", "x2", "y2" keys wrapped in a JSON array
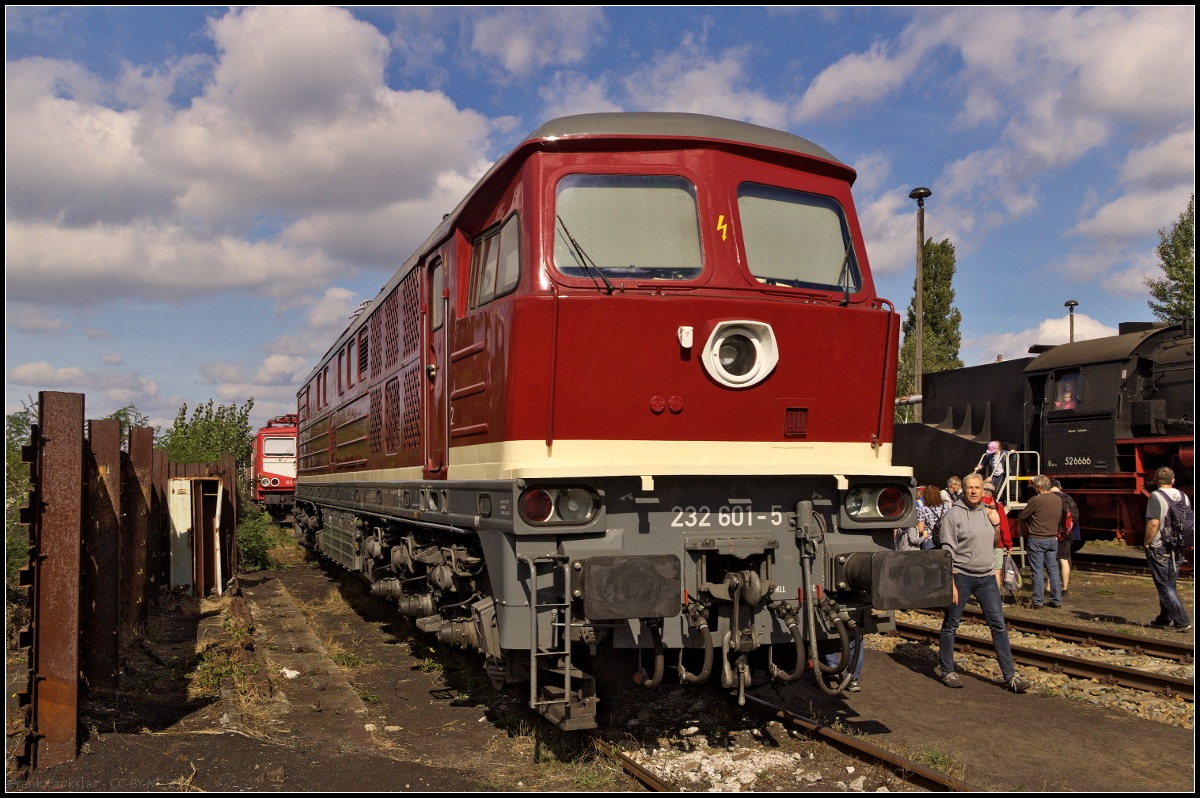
[
  {"x1": 151, "y1": 448, "x2": 169, "y2": 597},
  {"x1": 82, "y1": 418, "x2": 120, "y2": 692},
  {"x1": 29, "y1": 391, "x2": 85, "y2": 769},
  {"x1": 121, "y1": 427, "x2": 154, "y2": 631},
  {"x1": 220, "y1": 451, "x2": 238, "y2": 580}
]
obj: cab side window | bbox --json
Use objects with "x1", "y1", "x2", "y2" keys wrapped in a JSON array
[
  {"x1": 1053, "y1": 371, "x2": 1081, "y2": 410},
  {"x1": 470, "y1": 213, "x2": 520, "y2": 309}
]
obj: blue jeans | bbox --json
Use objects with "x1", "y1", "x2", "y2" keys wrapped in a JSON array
[
  {"x1": 940, "y1": 572, "x2": 1016, "y2": 682},
  {"x1": 1146, "y1": 546, "x2": 1189, "y2": 626},
  {"x1": 820, "y1": 638, "x2": 863, "y2": 680},
  {"x1": 1027, "y1": 537, "x2": 1061, "y2": 606}
]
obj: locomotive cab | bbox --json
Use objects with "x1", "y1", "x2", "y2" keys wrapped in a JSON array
[{"x1": 255, "y1": 414, "x2": 298, "y2": 521}]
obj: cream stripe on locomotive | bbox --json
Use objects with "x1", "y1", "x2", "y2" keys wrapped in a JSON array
[
  {"x1": 446, "y1": 439, "x2": 908, "y2": 480},
  {"x1": 295, "y1": 440, "x2": 909, "y2": 484}
]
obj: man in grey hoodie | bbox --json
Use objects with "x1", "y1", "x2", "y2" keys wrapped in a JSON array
[{"x1": 937, "y1": 474, "x2": 1030, "y2": 693}]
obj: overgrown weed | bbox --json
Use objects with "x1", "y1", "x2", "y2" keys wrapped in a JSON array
[{"x1": 236, "y1": 506, "x2": 294, "y2": 572}]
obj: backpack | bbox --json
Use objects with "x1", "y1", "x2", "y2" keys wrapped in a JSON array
[
  {"x1": 1002, "y1": 554, "x2": 1022, "y2": 592},
  {"x1": 1058, "y1": 492, "x2": 1081, "y2": 541},
  {"x1": 1158, "y1": 491, "x2": 1195, "y2": 551}
]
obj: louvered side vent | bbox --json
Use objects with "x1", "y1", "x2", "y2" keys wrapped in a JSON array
[
  {"x1": 384, "y1": 289, "x2": 400, "y2": 371},
  {"x1": 369, "y1": 310, "x2": 383, "y2": 378},
  {"x1": 784, "y1": 407, "x2": 808, "y2": 439},
  {"x1": 401, "y1": 270, "x2": 421, "y2": 359},
  {"x1": 401, "y1": 362, "x2": 422, "y2": 451},
  {"x1": 384, "y1": 378, "x2": 401, "y2": 455},
  {"x1": 369, "y1": 387, "x2": 383, "y2": 454}
]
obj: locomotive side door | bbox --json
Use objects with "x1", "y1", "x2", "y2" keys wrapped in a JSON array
[{"x1": 424, "y1": 255, "x2": 449, "y2": 476}]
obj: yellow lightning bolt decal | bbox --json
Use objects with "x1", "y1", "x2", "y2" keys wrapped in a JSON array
[{"x1": 717, "y1": 214, "x2": 728, "y2": 241}]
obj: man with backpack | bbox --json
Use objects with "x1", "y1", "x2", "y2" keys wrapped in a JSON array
[{"x1": 1144, "y1": 467, "x2": 1193, "y2": 632}]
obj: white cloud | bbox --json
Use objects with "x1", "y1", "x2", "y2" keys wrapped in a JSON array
[
  {"x1": 793, "y1": 37, "x2": 929, "y2": 123},
  {"x1": 538, "y1": 72, "x2": 623, "y2": 119},
  {"x1": 100, "y1": 354, "x2": 124, "y2": 365},
  {"x1": 622, "y1": 36, "x2": 788, "y2": 128},
  {"x1": 1070, "y1": 185, "x2": 1195, "y2": 242},
  {"x1": 963, "y1": 313, "x2": 1119, "y2": 364},
  {"x1": 1118, "y1": 129, "x2": 1195, "y2": 189},
  {"x1": 8, "y1": 360, "x2": 174, "y2": 414},
  {"x1": 794, "y1": 6, "x2": 1195, "y2": 281},
  {"x1": 1101, "y1": 250, "x2": 1161, "y2": 298},
  {"x1": 5, "y1": 219, "x2": 341, "y2": 304},
  {"x1": 7, "y1": 304, "x2": 69, "y2": 334},
  {"x1": 5, "y1": 6, "x2": 497, "y2": 308},
  {"x1": 856, "y1": 190, "x2": 914, "y2": 276},
  {"x1": 303, "y1": 286, "x2": 362, "y2": 331},
  {"x1": 83, "y1": 327, "x2": 111, "y2": 339},
  {"x1": 470, "y1": 8, "x2": 606, "y2": 79}
]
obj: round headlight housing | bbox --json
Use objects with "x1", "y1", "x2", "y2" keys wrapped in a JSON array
[
  {"x1": 260, "y1": 477, "x2": 271, "y2": 487},
  {"x1": 557, "y1": 488, "x2": 597, "y2": 523},
  {"x1": 719, "y1": 334, "x2": 757, "y2": 376},
  {"x1": 520, "y1": 489, "x2": 554, "y2": 524},
  {"x1": 877, "y1": 487, "x2": 905, "y2": 519},
  {"x1": 701, "y1": 321, "x2": 779, "y2": 389}
]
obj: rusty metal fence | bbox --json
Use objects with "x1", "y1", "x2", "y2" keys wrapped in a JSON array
[{"x1": 13, "y1": 391, "x2": 240, "y2": 773}]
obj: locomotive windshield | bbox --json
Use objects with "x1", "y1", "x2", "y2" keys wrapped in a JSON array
[
  {"x1": 263, "y1": 437, "x2": 296, "y2": 457},
  {"x1": 737, "y1": 183, "x2": 861, "y2": 293},
  {"x1": 554, "y1": 174, "x2": 703, "y2": 280}
]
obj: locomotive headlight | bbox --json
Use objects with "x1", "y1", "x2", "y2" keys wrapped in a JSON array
[
  {"x1": 876, "y1": 487, "x2": 905, "y2": 519},
  {"x1": 844, "y1": 484, "x2": 910, "y2": 521},
  {"x1": 845, "y1": 489, "x2": 865, "y2": 516},
  {"x1": 557, "y1": 488, "x2": 598, "y2": 523},
  {"x1": 701, "y1": 321, "x2": 779, "y2": 389},
  {"x1": 260, "y1": 477, "x2": 271, "y2": 487},
  {"x1": 719, "y1": 334, "x2": 757, "y2": 376},
  {"x1": 520, "y1": 486, "x2": 602, "y2": 525},
  {"x1": 270, "y1": 478, "x2": 280, "y2": 487},
  {"x1": 520, "y1": 489, "x2": 555, "y2": 524}
]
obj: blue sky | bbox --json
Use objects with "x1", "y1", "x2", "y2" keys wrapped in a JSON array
[{"x1": 5, "y1": 7, "x2": 1195, "y2": 429}]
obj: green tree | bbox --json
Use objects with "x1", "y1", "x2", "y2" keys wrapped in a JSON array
[
  {"x1": 896, "y1": 238, "x2": 964, "y2": 423},
  {"x1": 1146, "y1": 194, "x2": 1195, "y2": 322},
  {"x1": 159, "y1": 399, "x2": 256, "y2": 467},
  {"x1": 5, "y1": 399, "x2": 38, "y2": 587},
  {"x1": 105, "y1": 403, "x2": 156, "y2": 444}
]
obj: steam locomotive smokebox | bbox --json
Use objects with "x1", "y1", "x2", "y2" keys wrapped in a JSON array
[
  {"x1": 842, "y1": 550, "x2": 952, "y2": 610},
  {"x1": 579, "y1": 555, "x2": 681, "y2": 620}
]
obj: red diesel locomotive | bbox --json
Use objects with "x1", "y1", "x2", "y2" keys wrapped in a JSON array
[
  {"x1": 254, "y1": 413, "x2": 298, "y2": 520},
  {"x1": 294, "y1": 113, "x2": 949, "y2": 729}
]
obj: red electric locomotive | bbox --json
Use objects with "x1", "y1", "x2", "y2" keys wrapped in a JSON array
[
  {"x1": 254, "y1": 413, "x2": 298, "y2": 520},
  {"x1": 294, "y1": 113, "x2": 949, "y2": 729}
]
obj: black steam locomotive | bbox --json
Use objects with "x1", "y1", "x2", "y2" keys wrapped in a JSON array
[{"x1": 895, "y1": 321, "x2": 1194, "y2": 544}]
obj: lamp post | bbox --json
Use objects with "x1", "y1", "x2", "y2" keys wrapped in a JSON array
[
  {"x1": 1065, "y1": 300, "x2": 1079, "y2": 342},
  {"x1": 909, "y1": 187, "x2": 932, "y2": 423}
]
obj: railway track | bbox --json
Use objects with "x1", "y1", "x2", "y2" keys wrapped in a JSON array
[
  {"x1": 742, "y1": 696, "x2": 975, "y2": 792},
  {"x1": 597, "y1": 697, "x2": 975, "y2": 792},
  {"x1": 1072, "y1": 551, "x2": 1194, "y2": 580},
  {"x1": 895, "y1": 614, "x2": 1194, "y2": 700},
  {"x1": 917, "y1": 608, "x2": 1194, "y2": 663}
]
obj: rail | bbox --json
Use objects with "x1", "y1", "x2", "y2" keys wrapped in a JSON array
[
  {"x1": 744, "y1": 695, "x2": 976, "y2": 792},
  {"x1": 914, "y1": 608, "x2": 1194, "y2": 663},
  {"x1": 594, "y1": 739, "x2": 673, "y2": 792},
  {"x1": 894, "y1": 620, "x2": 1193, "y2": 699}
]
